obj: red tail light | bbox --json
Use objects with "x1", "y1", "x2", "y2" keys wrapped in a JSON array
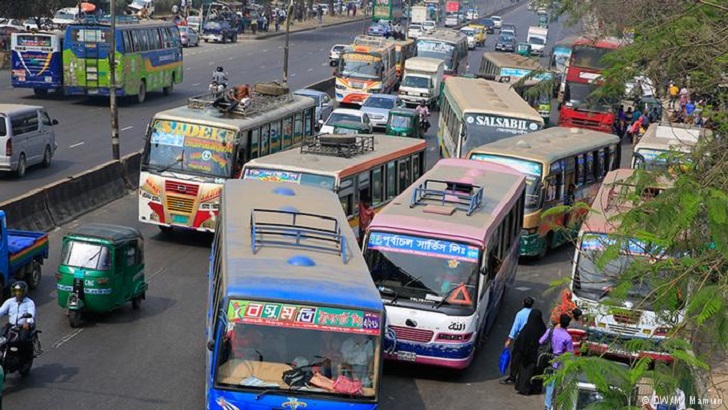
[
  {"x1": 435, "y1": 332, "x2": 473, "y2": 342},
  {"x1": 654, "y1": 327, "x2": 672, "y2": 337},
  {"x1": 5, "y1": 140, "x2": 11, "y2": 156}
]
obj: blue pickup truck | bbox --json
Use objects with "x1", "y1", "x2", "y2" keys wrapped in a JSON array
[{"x1": 0, "y1": 210, "x2": 48, "y2": 293}]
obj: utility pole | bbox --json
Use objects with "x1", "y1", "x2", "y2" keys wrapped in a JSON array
[
  {"x1": 282, "y1": 0, "x2": 294, "y2": 84},
  {"x1": 110, "y1": 0, "x2": 120, "y2": 160}
]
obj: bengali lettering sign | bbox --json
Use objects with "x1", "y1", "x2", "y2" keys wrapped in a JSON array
[
  {"x1": 226, "y1": 300, "x2": 381, "y2": 335},
  {"x1": 243, "y1": 169, "x2": 302, "y2": 184},
  {"x1": 345, "y1": 52, "x2": 381, "y2": 63},
  {"x1": 151, "y1": 120, "x2": 236, "y2": 153},
  {"x1": 367, "y1": 232, "x2": 479, "y2": 262},
  {"x1": 417, "y1": 40, "x2": 454, "y2": 54},
  {"x1": 580, "y1": 233, "x2": 667, "y2": 257}
]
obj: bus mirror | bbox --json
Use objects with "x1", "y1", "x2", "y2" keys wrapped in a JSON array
[{"x1": 207, "y1": 339, "x2": 215, "y2": 351}]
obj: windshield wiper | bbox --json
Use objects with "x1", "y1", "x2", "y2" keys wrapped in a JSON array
[
  {"x1": 255, "y1": 389, "x2": 280, "y2": 400},
  {"x1": 435, "y1": 284, "x2": 474, "y2": 309},
  {"x1": 390, "y1": 274, "x2": 424, "y2": 304},
  {"x1": 157, "y1": 150, "x2": 185, "y2": 173}
]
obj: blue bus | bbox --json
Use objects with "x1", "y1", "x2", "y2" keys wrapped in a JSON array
[
  {"x1": 206, "y1": 179, "x2": 385, "y2": 409},
  {"x1": 10, "y1": 32, "x2": 64, "y2": 96}
]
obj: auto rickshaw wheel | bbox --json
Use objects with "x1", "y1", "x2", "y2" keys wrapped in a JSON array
[
  {"x1": 69, "y1": 310, "x2": 82, "y2": 328},
  {"x1": 132, "y1": 296, "x2": 142, "y2": 310},
  {"x1": 26, "y1": 260, "x2": 41, "y2": 290}
]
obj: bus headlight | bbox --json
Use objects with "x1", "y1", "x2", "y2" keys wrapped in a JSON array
[{"x1": 335, "y1": 84, "x2": 346, "y2": 90}]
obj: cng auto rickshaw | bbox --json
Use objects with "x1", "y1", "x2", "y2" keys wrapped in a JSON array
[
  {"x1": 516, "y1": 42, "x2": 532, "y2": 56},
  {"x1": 57, "y1": 224, "x2": 148, "y2": 328},
  {"x1": 385, "y1": 108, "x2": 422, "y2": 138}
]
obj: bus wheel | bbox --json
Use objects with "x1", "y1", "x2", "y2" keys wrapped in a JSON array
[
  {"x1": 538, "y1": 232, "x2": 552, "y2": 259},
  {"x1": 33, "y1": 88, "x2": 48, "y2": 97},
  {"x1": 163, "y1": 75, "x2": 175, "y2": 96},
  {"x1": 232, "y1": 33, "x2": 237, "y2": 43},
  {"x1": 137, "y1": 81, "x2": 146, "y2": 104}
]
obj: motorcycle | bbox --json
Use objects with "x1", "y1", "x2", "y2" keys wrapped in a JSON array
[
  {"x1": 209, "y1": 81, "x2": 227, "y2": 98},
  {"x1": 0, "y1": 313, "x2": 42, "y2": 377},
  {"x1": 418, "y1": 113, "x2": 430, "y2": 134}
]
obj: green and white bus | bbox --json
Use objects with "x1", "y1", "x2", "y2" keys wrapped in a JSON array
[{"x1": 63, "y1": 19, "x2": 183, "y2": 103}]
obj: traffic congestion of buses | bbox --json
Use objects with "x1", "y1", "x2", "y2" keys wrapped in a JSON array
[{"x1": 0, "y1": 0, "x2": 715, "y2": 408}]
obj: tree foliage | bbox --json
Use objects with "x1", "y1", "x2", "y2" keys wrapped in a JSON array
[{"x1": 0, "y1": 0, "x2": 77, "y2": 19}]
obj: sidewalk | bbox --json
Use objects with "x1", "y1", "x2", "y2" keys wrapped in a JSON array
[{"x1": 238, "y1": 15, "x2": 368, "y2": 40}]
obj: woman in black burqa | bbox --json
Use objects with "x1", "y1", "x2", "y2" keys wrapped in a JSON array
[{"x1": 512, "y1": 309, "x2": 547, "y2": 395}]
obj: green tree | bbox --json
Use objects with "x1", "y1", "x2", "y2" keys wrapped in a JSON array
[{"x1": 0, "y1": 0, "x2": 76, "y2": 20}]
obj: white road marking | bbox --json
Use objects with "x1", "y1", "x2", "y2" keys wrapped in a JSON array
[
  {"x1": 321, "y1": 62, "x2": 329, "y2": 66},
  {"x1": 278, "y1": 45, "x2": 283, "y2": 49},
  {"x1": 147, "y1": 267, "x2": 167, "y2": 282},
  {"x1": 186, "y1": 68, "x2": 192, "y2": 71},
  {"x1": 192, "y1": 83, "x2": 201, "y2": 86},
  {"x1": 307, "y1": 68, "x2": 313, "y2": 72},
  {"x1": 208, "y1": 61, "x2": 214, "y2": 65},
  {"x1": 263, "y1": 49, "x2": 269, "y2": 52},
  {"x1": 291, "y1": 73, "x2": 297, "y2": 77},
  {"x1": 514, "y1": 286, "x2": 532, "y2": 292},
  {"x1": 228, "y1": 56, "x2": 235, "y2": 60},
  {"x1": 260, "y1": 66, "x2": 266, "y2": 69},
  {"x1": 121, "y1": 126, "x2": 134, "y2": 131},
  {"x1": 428, "y1": 147, "x2": 435, "y2": 151},
  {"x1": 69, "y1": 142, "x2": 85, "y2": 148},
  {"x1": 52, "y1": 328, "x2": 84, "y2": 349}
]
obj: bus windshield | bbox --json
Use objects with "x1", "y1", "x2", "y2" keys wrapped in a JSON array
[
  {"x1": 216, "y1": 304, "x2": 381, "y2": 398},
  {"x1": 571, "y1": 45, "x2": 610, "y2": 71},
  {"x1": 339, "y1": 54, "x2": 383, "y2": 80},
  {"x1": 468, "y1": 154, "x2": 542, "y2": 211},
  {"x1": 564, "y1": 82, "x2": 612, "y2": 113},
  {"x1": 143, "y1": 120, "x2": 235, "y2": 178},
  {"x1": 416, "y1": 40, "x2": 455, "y2": 70},
  {"x1": 365, "y1": 232, "x2": 480, "y2": 310},
  {"x1": 243, "y1": 168, "x2": 335, "y2": 191}
]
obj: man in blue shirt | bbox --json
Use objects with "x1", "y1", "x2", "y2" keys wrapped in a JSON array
[
  {"x1": 0, "y1": 281, "x2": 37, "y2": 358},
  {"x1": 501, "y1": 296, "x2": 534, "y2": 384}
]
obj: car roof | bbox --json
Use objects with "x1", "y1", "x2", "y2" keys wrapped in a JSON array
[
  {"x1": 332, "y1": 108, "x2": 364, "y2": 116},
  {"x1": 491, "y1": 15, "x2": 501, "y2": 19},
  {"x1": 366, "y1": 93, "x2": 398, "y2": 100},
  {"x1": 332, "y1": 43, "x2": 347, "y2": 48}
]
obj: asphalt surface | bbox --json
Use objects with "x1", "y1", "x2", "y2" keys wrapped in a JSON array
[{"x1": 1, "y1": 2, "x2": 594, "y2": 409}]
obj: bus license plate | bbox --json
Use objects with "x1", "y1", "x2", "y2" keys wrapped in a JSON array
[
  {"x1": 396, "y1": 351, "x2": 416, "y2": 362},
  {"x1": 172, "y1": 215, "x2": 189, "y2": 224}
]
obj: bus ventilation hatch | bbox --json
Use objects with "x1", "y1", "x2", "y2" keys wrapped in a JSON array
[
  {"x1": 300, "y1": 135, "x2": 375, "y2": 158},
  {"x1": 250, "y1": 209, "x2": 348, "y2": 263},
  {"x1": 409, "y1": 179, "x2": 484, "y2": 216}
]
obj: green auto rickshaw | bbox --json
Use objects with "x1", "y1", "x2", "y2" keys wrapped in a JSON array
[
  {"x1": 332, "y1": 120, "x2": 372, "y2": 135},
  {"x1": 57, "y1": 223, "x2": 148, "y2": 328},
  {"x1": 385, "y1": 108, "x2": 422, "y2": 139},
  {"x1": 516, "y1": 42, "x2": 532, "y2": 56},
  {"x1": 538, "y1": 14, "x2": 549, "y2": 29}
]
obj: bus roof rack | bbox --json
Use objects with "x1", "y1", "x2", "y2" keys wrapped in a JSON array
[
  {"x1": 300, "y1": 134, "x2": 375, "y2": 158},
  {"x1": 82, "y1": 15, "x2": 140, "y2": 25},
  {"x1": 250, "y1": 209, "x2": 348, "y2": 263},
  {"x1": 409, "y1": 179, "x2": 484, "y2": 216},
  {"x1": 187, "y1": 90, "x2": 294, "y2": 117}
]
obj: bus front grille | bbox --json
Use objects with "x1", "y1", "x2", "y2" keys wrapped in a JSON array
[
  {"x1": 571, "y1": 118, "x2": 602, "y2": 128},
  {"x1": 390, "y1": 325, "x2": 434, "y2": 343},
  {"x1": 165, "y1": 180, "x2": 200, "y2": 196},
  {"x1": 608, "y1": 324, "x2": 639, "y2": 336},
  {"x1": 166, "y1": 195, "x2": 195, "y2": 213}
]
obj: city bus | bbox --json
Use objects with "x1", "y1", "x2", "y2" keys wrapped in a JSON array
[
  {"x1": 63, "y1": 19, "x2": 183, "y2": 103},
  {"x1": 571, "y1": 169, "x2": 678, "y2": 361},
  {"x1": 356, "y1": 36, "x2": 416, "y2": 83},
  {"x1": 138, "y1": 92, "x2": 317, "y2": 232},
  {"x1": 206, "y1": 179, "x2": 385, "y2": 408},
  {"x1": 335, "y1": 38, "x2": 397, "y2": 105},
  {"x1": 373, "y1": 0, "x2": 404, "y2": 22},
  {"x1": 10, "y1": 31, "x2": 64, "y2": 96},
  {"x1": 558, "y1": 36, "x2": 623, "y2": 133},
  {"x1": 467, "y1": 127, "x2": 621, "y2": 258},
  {"x1": 631, "y1": 123, "x2": 704, "y2": 170},
  {"x1": 550, "y1": 35, "x2": 578, "y2": 101},
  {"x1": 242, "y1": 134, "x2": 427, "y2": 235},
  {"x1": 438, "y1": 77, "x2": 544, "y2": 159},
  {"x1": 415, "y1": 28, "x2": 469, "y2": 76},
  {"x1": 362, "y1": 158, "x2": 526, "y2": 368},
  {"x1": 477, "y1": 52, "x2": 554, "y2": 125}
]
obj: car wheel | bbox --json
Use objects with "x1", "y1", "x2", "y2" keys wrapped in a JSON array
[
  {"x1": 15, "y1": 153, "x2": 27, "y2": 178},
  {"x1": 41, "y1": 145, "x2": 52, "y2": 168}
]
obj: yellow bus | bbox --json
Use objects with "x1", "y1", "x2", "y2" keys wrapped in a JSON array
[
  {"x1": 438, "y1": 77, "x2": 543, "y2": 159},
  {"x1": 467, "y1": 127, "x2": 620, "y2": 258},
  {"x1": 242, "y1": 134, "x2": 427, "y2": 235},
  {"x1": 477, "y1": 52, "x2": 554, "y2": 125},
  {"x1": 356, "y1": 35, "x2": 416, "y2": 82},
  {"x1": 335, "y1": 38, "x2": 397, "y2": 105}
]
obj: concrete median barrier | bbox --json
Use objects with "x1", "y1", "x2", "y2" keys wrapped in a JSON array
[
  {"x1": 0, "y1": 188, "x2": 54, "y2": 232},
  {"x1": 121, "y1": 151, "x2": 142, "y2": 189}
]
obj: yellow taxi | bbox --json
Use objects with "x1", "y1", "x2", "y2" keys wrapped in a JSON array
[{"x1": 466, "y1": 24, "x2": 487, "y2": 47}]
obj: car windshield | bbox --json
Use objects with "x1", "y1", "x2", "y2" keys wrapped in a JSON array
[
  {"x1": 409, "y1": 24, "x2": 422, "y2": 30},
  {"x1": 339, "y1": 53, "x2": 382, "y2": 80},
  {"x1": 565, "y1": 82, "x2": 613, "y2": 112},
  {"x1": 143, "y1": 120, "x2": 235, "y2": 178},
  {"x1": 131, "y1": 0, "x2": 147, "y2": 6},
  {"x1": 364, "y1": 97, "x2": 395, "y2": 109},
  {"x1": 204, "y1": 21, "x2": 221, "y2": 29},
  {"x1": 243, "y1": 168, "x2": 335, "y2": 190},
  {"x1": 327, "y1": 112, "x2": 360, "y2": 124},
  {"x1": 529, "y1": 37, "x2": 545, "y2": 45},
  {"x1": 215, "y1": 300, "x2": 381, "y2": 399},
  {"x1": 461, "y1": 29, "x2": 475, "y2": 36},
  {"x1": 401, "y1": 75, "x2": 430, "y2": 88},
  {"x1": 423, "y1": 22, "x2": 435, "y2": 28},
  {"x1": 61, "y1": 241, "x2": 111, "y2": 271},
  {"x1": 482, "y1": 19, "x2": 494, "y2": 26},
  {"x1": 468, "y1": 154, "x2": 542, "y2": 211},
  {"x1": 332, "y1": 45, "x2": 345, "y2": 52},
  {"x1": 365, "y1": 232, "x2": 480, "y2": 311},
  {"x1": 388, "y1": 114, "x2": 411, "y2": 129}
]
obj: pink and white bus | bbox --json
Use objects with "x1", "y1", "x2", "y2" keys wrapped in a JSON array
[{"x1": 362, "y1": 158, "x2": 526, "y2": 369}]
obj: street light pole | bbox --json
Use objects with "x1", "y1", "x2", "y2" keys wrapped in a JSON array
[
  {"x1": 283, "y1": 0, "x2": 294, "y2": 84},
  {"x1": 110, "y1": 0, "x2": 120, "y2": 160}
]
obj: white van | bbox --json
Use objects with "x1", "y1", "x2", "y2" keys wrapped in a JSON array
[
  {"x1": 0, "y1": 104, "x2": 58, "y2": 178},
  {"x1": 52, "y1": 7, "x2": 80, "y2": 27}
]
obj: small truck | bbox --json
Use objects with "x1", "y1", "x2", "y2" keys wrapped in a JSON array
[{"x1": 0, "y1": 210, "x2": 48, "y2": 293}]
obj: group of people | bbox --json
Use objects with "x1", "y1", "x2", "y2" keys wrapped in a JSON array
[
  {"x1": 667, "y1": 82, "x2": 710, "y2": 127},
  {"x1": 210, "y1": 67, "x2": 252, "y2": 114}
]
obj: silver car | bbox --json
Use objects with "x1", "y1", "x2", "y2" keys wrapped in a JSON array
[
  {"x1": 179, "y1": 26, "x2": 200, "y2": 47},
  {"x1": 360, "y1": 94, "x2": 406, "y2": 129},
  {"x1": 293, "y1": 89, "x2": 335, "y2": 127}
]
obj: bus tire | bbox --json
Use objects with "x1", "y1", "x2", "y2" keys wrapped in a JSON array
[
  {"x1": 33, "y1": 88, "x2": 48, "y2": 97},
  {"x1": 163, "y1": 75, "x2": 175, "y2": 96},
  {"x1": 538, "y1": 232, "x2": 552, "y2": 259},
  {"x1": 137, "y1": 81, "x2": 146, "y2": 104}
]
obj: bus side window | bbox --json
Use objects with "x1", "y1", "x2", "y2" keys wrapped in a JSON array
[
  {"x1": 487, "y1": 226, "x2": 503, "y2": 280},
  {"x1": 250, "y1": 128, "x2": 259, "y2": 159},
  {"x1": 575, "y1": 154, "x2": 585, "y2": 186},
  {"x1": 586, "y1": 151, "x2": 596, "y2": 184},
  {"x1": 412, "y1": 153, "x2": 421, "y2": 180},
  {"x1": 598, "y1": 148, "x2": 607, "y2": 180},
  {"x1": 303, "y1": 109, "x2": 313, "y2": 136},
  {"x1": 371, "y1": 166, "x2": 384, "y2": 206},
  {"x1": 293, "y1": 113, "x2": 303, "y2": 144},
  {"x1": 386, "y1": 161, "x2": 396, "y2": 200},
  {"x1": 398, "y1": 157, "x2": 411, "y2": 194}
]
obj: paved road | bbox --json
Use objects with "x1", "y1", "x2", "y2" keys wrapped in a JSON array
[{"x1": 2, "y1": 3, "x2": 591, "y2": 409}]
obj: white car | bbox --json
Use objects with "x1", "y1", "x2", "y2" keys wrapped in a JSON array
[
  {"x1": 408, "y1": 23, "x2": 423, "y2": 39},
  {"x1": 329, "y1": 44, "x2": 346, "y2": 66},
  {"x1": 178, "y1": 26, "x2": 200, "y2": 47},
  {"x1": 466, "y1": 9, "x2": 479, "y2": 20},
  {"x1": 319, "y1": 109, "x2": 373, "y2": 134},
  {"x1": 460, "y1": 27, "x2": 476, "y2": 49},
  {"x1": 422, "y1": 20, "x2": 436, "y2": 33},
  {"x1": 491, "y1": 15, "x2": 502, "y2": 29}
]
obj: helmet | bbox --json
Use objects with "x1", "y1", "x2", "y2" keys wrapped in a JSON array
[
  {"x1": 216, "y1": 66, "x2": 224, "y2": 72},
  {"x1": 419, "y1": 100, "x2": 426, "y2": 106},
  {"x1": 12, "y1": 281, "x2": 28, "y2": 295}
]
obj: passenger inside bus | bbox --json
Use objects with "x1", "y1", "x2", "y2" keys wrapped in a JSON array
[
  {"x1": 319, "y1": 332, "x2": 344, "y2": 378},
  {"x1": 340, "y1": 333, "x2": 374, "y2": 387},
  {"x1": 225, "y1": 323, "x2": 264, "y2": 361}
]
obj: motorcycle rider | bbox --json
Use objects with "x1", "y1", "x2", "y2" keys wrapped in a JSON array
[
  {"x1": 0, "y1": 281, "x2": 36, "y2": 359},
  {"x1": 415, "y1": 100, "x2": 430, "y2": 133},
  {"x1": 211, "y1": 66, "x2": 228, "y2": 88}
]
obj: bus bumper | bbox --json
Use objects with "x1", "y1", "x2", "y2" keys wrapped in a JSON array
[
  {"x1": 384, "y1": 340, "x2": 475, "y2": 369},
  {"x1": 64, "y1": 86, "x2": 126, "y2": 96},
  {"x1": 519, "y1": 232, "x2": 545, "y2": 257},
  {"x1": 585, "y1": 331, "x2": 674, "y2": 362}
]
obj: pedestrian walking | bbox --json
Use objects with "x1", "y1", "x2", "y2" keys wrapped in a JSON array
[
  {"x1": 500, "y1": 296, "x2": 535, "y2": 385},
  {"x1": 513, "y1": 309, "x2": 547, "y2": 395},
  {"x1": 567, "y1": 308, "x2": 587, "y2": 355},
  {"x1": 353, "y1": 4, "x2": 357, "y2": 16},
  {"x1": 668, "y1": 82, "x2": 679, "y2": 109},
  {"x1": 679, "y1": 86, "x2": 689, "y2": 109},
  {"x1": 317, "y1": 5, "x2": 324, "y2": 24},
  {"x1": 541, "y1": 313, "x2": 574, "y2": 410}
]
